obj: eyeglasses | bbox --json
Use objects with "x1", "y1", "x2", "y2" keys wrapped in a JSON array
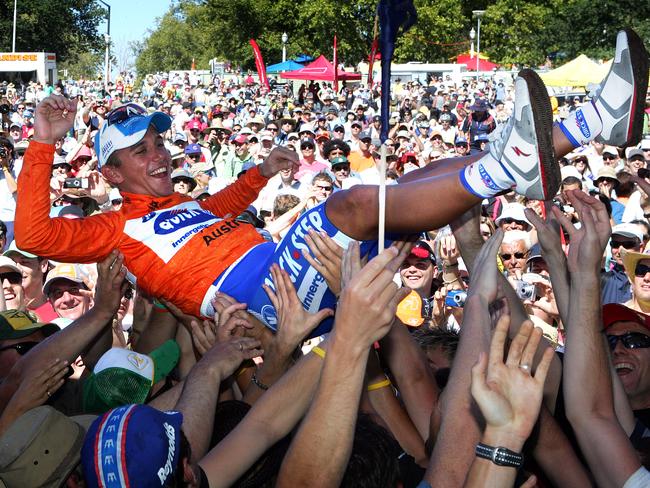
[
  {"x1": 106, "y1": 103, "x2": 148, "y2": 126},
  {"x1": 610, "y1": 240, "x2": 639, "y2": 250},
  {"x1": 607, "y1": 332, "x2": 650, "y2": 351},
  {"x1": 0, "y1": 271, "x2": 22, "y2": 285},
  {"x1": 268, "y1": 128, "x2": 278, "y2": 132},
  {"x1": 500, "y1": 218, "x2": 527, "y2": 226},
  {"x1": 0, "y1": 341, "x2": 39, "y2": 355},
  {"x1": 316, "y1": 185, "x2": 332, "y2": 191},
  {"x1": 603, "y1": 155, "x2": 618, "y2": 161},
  {"x1": 500, "y1": 252, "x2": 527, "y2": 260},
  {"x1": 635, "y1": 263, "x2": 650, "y2": 277},
  {"x1": 48, "y1": 286, "x2": 84, "y2": 301}
]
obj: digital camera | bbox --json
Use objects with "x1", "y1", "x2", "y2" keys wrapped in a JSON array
[
  {"x1": 445, "y1": 290, "x2": 467, "y2": 308},
  {"x1": 513, "y1": 280, "x2": 536, "y2": 301},
  {"x1": 63, "y1": 177, "x2": 89, "y2": 189}
]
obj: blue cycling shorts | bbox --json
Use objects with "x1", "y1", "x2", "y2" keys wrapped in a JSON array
[{"x1": 202, "y1": 203, "x2": 395, "y2": 337}]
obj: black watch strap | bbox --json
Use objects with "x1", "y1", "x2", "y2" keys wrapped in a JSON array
[{"x1": 475, "y1": 442, "x2": 523, "y2": 468}]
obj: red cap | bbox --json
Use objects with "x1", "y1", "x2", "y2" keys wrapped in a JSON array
[
  {"x1": 602, "y1": 303, "x2": 650, "y2": 331},
  {"x1": 409, "y1": 241, "x2": 433, "y2": 260}
]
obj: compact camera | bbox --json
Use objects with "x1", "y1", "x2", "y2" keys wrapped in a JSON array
[
  {"x1": 445, "y1": 290, "x2": 467, "y2": 308},
  {"x1": 63, "y1": 177, "x2": 89, "y2": 189},
  {"x1": 513, "y1": 280, "x2": 536, "y2": 301}
]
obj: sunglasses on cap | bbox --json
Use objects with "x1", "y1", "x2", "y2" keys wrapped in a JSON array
[
  {"x1": 500, "y1": 252, "x2": 527, "y2": 260},
  {"x1": 610, "y1": 239, "x2": 639, "y2": 250},
  {"x1": 0, "y1": 271, "x2": 22, "y2": 285},
  {"x1": 606, "y1": 332, "x2": 650, "y2": 351},
  {"x1": 0, "y1": 341, "x2": 39, "y2": 355},
  {"x1": 635, "y1": 263, "x2": 650, "y2": 277},
  {"x1": 106, "y1": 103, "x2": 148, "y2": 126}
]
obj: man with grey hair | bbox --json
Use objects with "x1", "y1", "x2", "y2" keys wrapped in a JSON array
[{"x1": 499, "y1": 230, "x2": 532, "y2": 278}]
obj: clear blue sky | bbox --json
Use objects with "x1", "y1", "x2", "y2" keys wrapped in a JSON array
[{"x1": 100, "y1": 0, "x2": 173, "y2": 71}]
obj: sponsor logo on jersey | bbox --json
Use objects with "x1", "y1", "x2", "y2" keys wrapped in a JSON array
[
  {"x1": 151, "y1": 208, "x2": 215, "y2": 235},
  {"x1": 202, "y1": 220, "x2": 244, "y2": 246},
  {"x1": 260, "y1": 304, "x2": 277, "y2": 327}
]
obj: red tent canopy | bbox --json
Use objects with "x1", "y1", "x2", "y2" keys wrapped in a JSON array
[
  {"x1": 280, "y1": 55, "x2": 361, "y2": 81},
  {"x1": 456, "y1": 52, "x2": 499, "y2": 71}
]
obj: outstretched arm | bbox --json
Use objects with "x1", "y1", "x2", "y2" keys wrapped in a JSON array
[
  {"x1": 17, "y1": 96, "x2": 121, "y2": 262},
  {"x1": 561, "y1": 190, "x2": 642, "y2": 487},
  {"x1": 276, "y1": 243, "x2": 409, "y2": 487}
]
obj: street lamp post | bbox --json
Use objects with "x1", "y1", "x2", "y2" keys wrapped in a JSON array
[
  {"x1": 97, "y1": 0, "x2": 111, "y2": 92},
  {"x1": 473, "y1": 10, "x2": 486, "y2": 82},
  {"x1": 12, "y1": 0, "x2": 17, "y2": 52},
  {"x1": 469, "y1": 27, "x2": 475, "y2": 59},
  {"x1": 282, "y1": 32, "x2": 288, "y2": 63}
]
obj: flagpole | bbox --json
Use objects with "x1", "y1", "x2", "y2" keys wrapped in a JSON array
[{"x1": 378, "y1": 143, "x2": 387, "y2": 253}]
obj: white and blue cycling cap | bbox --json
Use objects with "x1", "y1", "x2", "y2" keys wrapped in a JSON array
[{"x1": 95, "y1": 103, "x2": 172, "y2": 169}]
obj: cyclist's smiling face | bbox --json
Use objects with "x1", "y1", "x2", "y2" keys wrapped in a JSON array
[{"x1": 105, "y1": 127, "x2": 173, "y2": 197}]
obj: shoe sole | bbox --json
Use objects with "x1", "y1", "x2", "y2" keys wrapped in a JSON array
[
  {"x1": 622, "y1": 28, "x2": 649, "y2": 147},
  {"x1": 518, "y1": 69, "x2": 559, "y2": 200}
]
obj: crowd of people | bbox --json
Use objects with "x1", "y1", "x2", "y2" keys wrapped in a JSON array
[{"x1": 0, "y1": 27, "x2": 649, "y2": 488}]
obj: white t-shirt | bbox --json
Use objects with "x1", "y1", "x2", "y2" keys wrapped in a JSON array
[{"x1": 623, "y1": 466, "x2": 650, "y2": 488}]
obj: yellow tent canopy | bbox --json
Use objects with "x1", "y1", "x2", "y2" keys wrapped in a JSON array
[{"x1": 540, "y1": 54, "x2": 611, "y2": 87}]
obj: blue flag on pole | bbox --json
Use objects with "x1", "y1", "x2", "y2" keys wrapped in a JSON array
[{"x1": 378, "y1": 0, "x2": 417, "y2": 143}]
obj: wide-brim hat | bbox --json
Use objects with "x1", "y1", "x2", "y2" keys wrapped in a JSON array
[
  {"x1": 621, "y1": 249, "x2": 650, "y2": 283},
  {"x1": 0, "y1": 407, "x2": 96, "y2": 487},
  {"x1": 202, "y1": 119, "x2": 232, "y2": 135},
  {"x1": 593, "y1": 166, "x2": 619, "y2": 185}
]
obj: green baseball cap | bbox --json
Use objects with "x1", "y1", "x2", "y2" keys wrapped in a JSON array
[
  {"x1": 330, "y1": 156, "x2": 349, "y2": 167},
  {"x1": 83, "y1": 340, "x2": 180, "y2": 414},
  {"x1": 0, "y1": 310, "x2": 59, "y2": 341}
]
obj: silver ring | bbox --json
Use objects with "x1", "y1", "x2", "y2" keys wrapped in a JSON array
[{"x1": 519, "y1": 363, "x2": 530, "y2": 372}]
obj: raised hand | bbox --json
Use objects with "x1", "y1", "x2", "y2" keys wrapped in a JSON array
[
  {"x1": 552, "y1": 190, "x2": 610, "y2": 273},
  {"x1": 467, "y1": 229, "x2": 503, "y2": 304},
  {"x1": 335, "y1": 243, "x2": 410, "y2": 347},
  {"x1": 94, "y1": 250, "x2": 128, "y2": 318},
  {"x1": 471, "y1": 315, "x2": 554, "y2": 444},
  {"x1": 6, "y1": 358, "x2": 69, "y2": 415},
  {"x1": 302, "y1": 229, "x2": 344, "y2": 296},
  {"x1": 33, "y1": 95, "x2": 78, "y2": 145},
  {"x1": 259, "y1": 146, "x2": 299, "y2": 178},
  {"x1": 263, "y1": 264, "x2": 333, "y2": 349}
]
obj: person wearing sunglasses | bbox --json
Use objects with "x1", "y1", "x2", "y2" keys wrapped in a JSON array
[
  {"x1": 602, "y1": 224, "x2": 644, "y2": 306},
  {"x1": 0, "y1": 310, "x2": 59, "y2": 384},
  {"x1": 602, "y1": 303, "x2": 650, "y2": 417},
  {"x1": 0, "y1": 255, "x2": 26, "y2": 311},
  {"x1": 499, "y1": 230, "x2": 531, "y2": 278}
]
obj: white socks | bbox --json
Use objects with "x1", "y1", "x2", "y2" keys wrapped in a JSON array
[
  {"x1": 558, "y1": 101, "x2": 603, "y2": 147},
  {"x1": 460, "y1": 152, "x2": 515, "y2": 198}
]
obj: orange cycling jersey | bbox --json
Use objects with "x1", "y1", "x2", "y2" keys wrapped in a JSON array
[{"x1": 16, "y1": 142, "x2": 267, "y2": 317}]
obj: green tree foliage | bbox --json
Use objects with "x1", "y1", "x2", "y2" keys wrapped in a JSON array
[
  {"x1": 0, "y1": 0, "x2": 105, "y2": 63},
  {"x1": 134, "y1": 0, "x2": 650, "y2": 75}
]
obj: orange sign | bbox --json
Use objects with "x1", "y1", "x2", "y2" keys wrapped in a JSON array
[{"x1": 0, "y1": 54, "x2": 38, "y2": 62}]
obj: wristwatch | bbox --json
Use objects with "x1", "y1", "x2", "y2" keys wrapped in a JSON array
[{"x1": 475, "y1": 443, "x2": 523, "y2": 468}]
